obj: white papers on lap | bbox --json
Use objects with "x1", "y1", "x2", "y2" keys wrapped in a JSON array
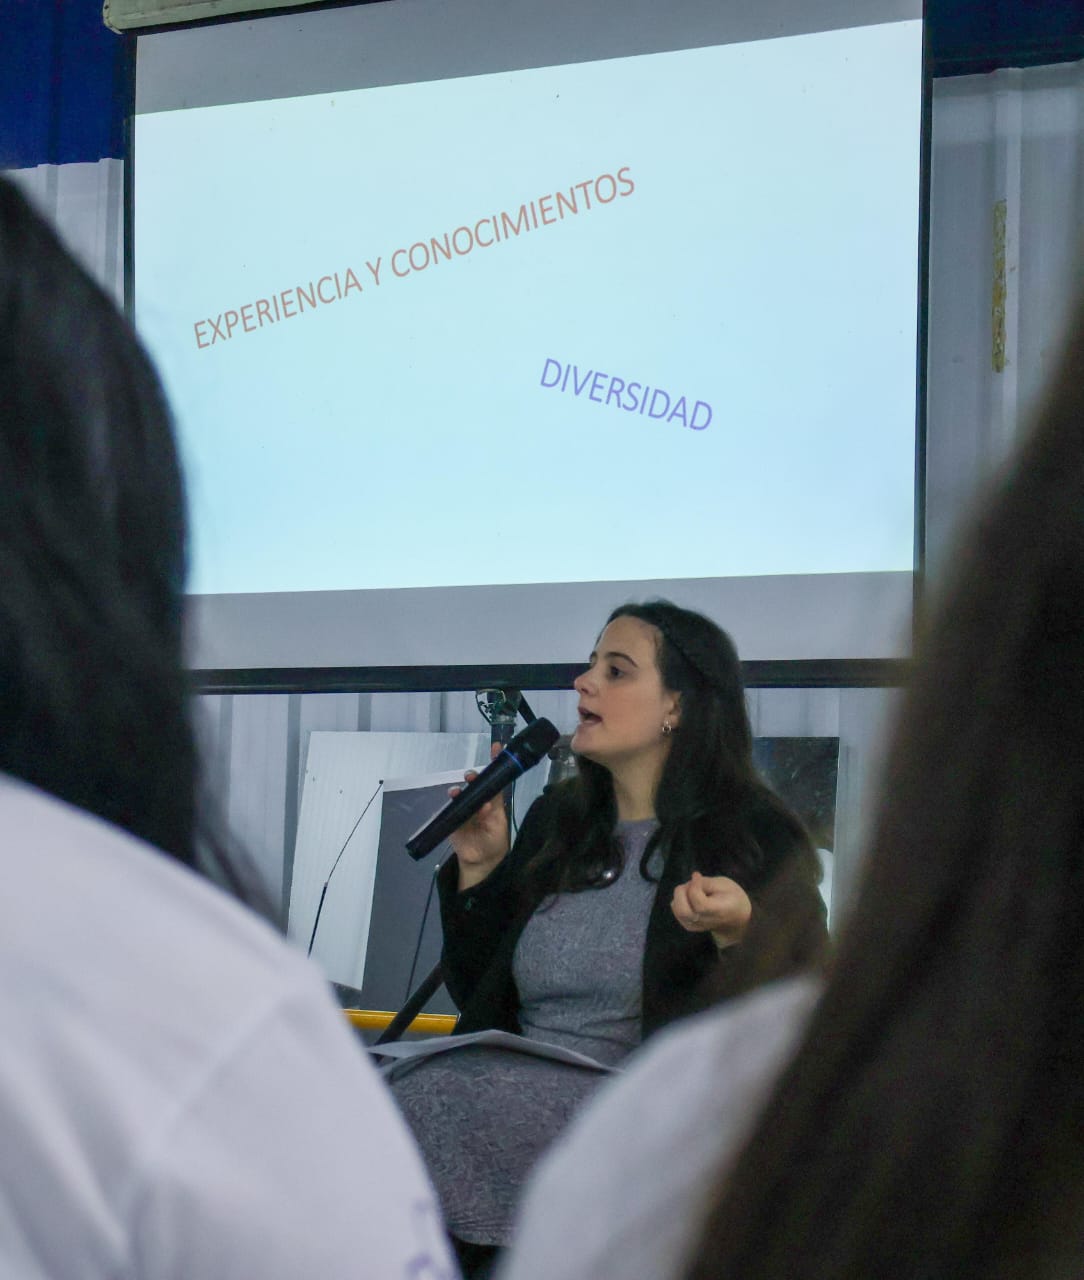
[{"x1": 373, "y1": 1029, "x2": 619, "y2": 1081}]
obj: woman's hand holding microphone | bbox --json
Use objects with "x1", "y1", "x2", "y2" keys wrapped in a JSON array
[{"x1": 451, "y1": 744, "x2": 511, "y2": 891}]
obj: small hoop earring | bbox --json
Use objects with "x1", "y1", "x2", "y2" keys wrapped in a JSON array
[{"x1": 662, "y1": 719, "x2": 673, "y2": 736}]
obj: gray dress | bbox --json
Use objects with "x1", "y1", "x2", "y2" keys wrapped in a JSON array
[{"x1": 390, "y1": 819, "x2": 660, "y2": 1246}]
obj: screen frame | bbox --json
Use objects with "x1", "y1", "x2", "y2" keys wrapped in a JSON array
[{"x1": 124, "y1": 0, "x2": 932, "y2": 693}]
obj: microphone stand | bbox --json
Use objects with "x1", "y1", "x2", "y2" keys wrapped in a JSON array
[
  {"x1": 374, "y1": 691, "x2": 536, "y2": 1047},
  {"x1": 375, "y1": 962, "x2": 446, "y2": 1044}
]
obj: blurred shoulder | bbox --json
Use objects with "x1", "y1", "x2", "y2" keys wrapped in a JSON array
[
  {"x1": 0, "y1": 772, "x2": 320, "y2": 1024},
  {"x1": 504, "y1": 977, "x2": 822, "y2": 1280}
]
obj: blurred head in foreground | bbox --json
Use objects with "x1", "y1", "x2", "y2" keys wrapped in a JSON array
[
  {"x1": 0, "y1": 176, "x2": 253, "y2": 904},
  {"x1": 687, "y1": 291, "x2": 1084, "y2": 1279}
]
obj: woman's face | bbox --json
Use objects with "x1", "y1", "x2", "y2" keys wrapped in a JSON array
[{"x1": 571, "y1": 615, "x2": 681, "y2": 772}]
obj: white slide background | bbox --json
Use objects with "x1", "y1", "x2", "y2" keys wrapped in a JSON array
[{"x1": 136, "y1": 22, "x2": 921, "y2": 598}]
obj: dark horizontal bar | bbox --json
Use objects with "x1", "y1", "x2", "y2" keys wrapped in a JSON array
[
  {"x1": 742, "y1": 658, "x2": 912, "y2": 688},
  {"x1": 191, "y1": 664, "x2": 582, "y2": 695},
  {"x1": 930, "y1": 38, "x2": 1084, "y2": 77},
  {"x1": 190, "y1": 657, "x2": 912, "y2": 696}
]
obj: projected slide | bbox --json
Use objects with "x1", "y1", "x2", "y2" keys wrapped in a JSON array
[{"x1": 135, "y1": 22, "x2": 920, "y2": 598}]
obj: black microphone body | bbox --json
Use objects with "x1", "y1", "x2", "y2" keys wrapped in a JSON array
[{"x1": 405, "y1": 717, "x2": 559, "y2": 860}]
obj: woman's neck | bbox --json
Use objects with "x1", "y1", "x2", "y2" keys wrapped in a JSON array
[{"x1": 609, "y1": 763, "x2": 661, "y2": 822}]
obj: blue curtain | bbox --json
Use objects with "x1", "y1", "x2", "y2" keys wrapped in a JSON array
[{"x1": 0, "y1": 0, "x2": 126, "y2": 169}]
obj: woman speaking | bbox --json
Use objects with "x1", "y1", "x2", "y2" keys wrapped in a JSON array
[{"x1": 391, "y1": 601, "x2": 828, "y2": 1274}]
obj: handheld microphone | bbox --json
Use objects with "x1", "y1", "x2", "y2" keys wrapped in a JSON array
[{"x1": 405, "y1": 717, "x2": 559, "y2": 860}]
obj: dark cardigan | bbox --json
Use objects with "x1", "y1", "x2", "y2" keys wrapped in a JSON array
[{"x1": 437, "y1": 788, "x2": 829, "y2": 1041}]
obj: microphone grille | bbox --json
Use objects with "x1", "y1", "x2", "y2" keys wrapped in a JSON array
[{"x1": 518, "y1": 717, "x2": 560, "y2": 763}]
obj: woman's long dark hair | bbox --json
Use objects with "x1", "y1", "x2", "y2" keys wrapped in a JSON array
[
  {"x1": 528, "y1": 601, "x2": 812, "y2": 896},
  {"x1": 0, "y1": 178, "x2": 265, "y2": 911},
  {"x1": 684, "y1": 295, "x2": 1084, "y2": 1279}
]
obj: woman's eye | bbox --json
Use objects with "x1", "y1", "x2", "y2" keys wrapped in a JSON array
[{"x1": 608, "y1": 665, "x2": 623, "y2": 679}]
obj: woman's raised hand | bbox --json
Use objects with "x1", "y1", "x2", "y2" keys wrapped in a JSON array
[
  {"x1": 451, "y1": 743, "x2": 511, "y2": 890},
  {"x1": 671, "y1": 871, "x2": 752, "y2": 950}
]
